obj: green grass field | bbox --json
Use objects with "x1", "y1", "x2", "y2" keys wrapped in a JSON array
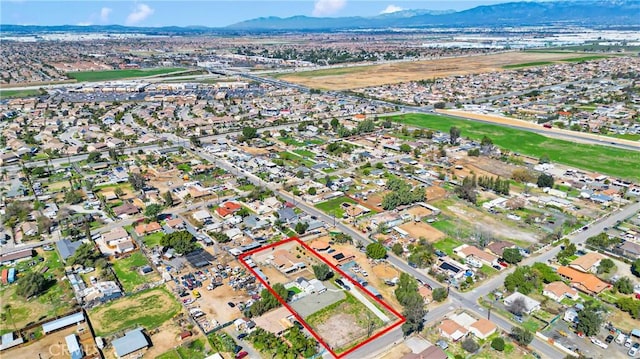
[
  {"x1": 67, "y1": 67, "x2": 185, "y2": 82},
  {"x1": 0, "y1": 89, "x2": 46, "y2": 99},
  {"x1": 433, "y1": 238, "x2": 463, "y2": 256},
  {"x1": 388, "y1": 113, "x2": 640, "y2": 180},
  {"x1": 112, "y1": 252, "x2": 153, "y2": 293},
  {"x1": 502, "y1": 61, "x2": 554, "y2": 69},
  {"x1": 88, "y1": 287, "x2": 181, "y2": 336},
  {"x1": 561, "y1": 55, "x2": 609, "y2": 62},
  {"x1": 293, "y1": 149, "x2": 316, "y2": 158},
  {"x1": 314, "y1": 196, "x2": 358, "y2": 218}
]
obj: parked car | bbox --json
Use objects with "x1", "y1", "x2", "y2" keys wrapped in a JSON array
[
  {"x1": 606, "y1": 334, "x2": 615, "y2": 344},
  {"x1": 237, "y1": 333, "x2": 248, "y2": 340},
  {"x1": 616, "y1": 333, "x2": 628, "y2": 345},
  {"x1": 626, "y1": 337, "x2": 633, "y2": 348},
  {"x1": 236, "y1": 351, "x2": 248, "y2": 359},
  {"x1": 629, "y1": 342, "x2": 640, "y2": 357},
  {"x1": 227, "y1": 302, "x2": 236, "y2": 308}
]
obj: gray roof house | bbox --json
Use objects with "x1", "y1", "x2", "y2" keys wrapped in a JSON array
[
  {"x1": 277, "y1": 207, "x2": 298, "y2": 224},
  {"x1": 57, "y1": 239, "x2": 84, "y2": 262},
  {"x1": 112, "y1": 328, "x2": 150, "y2": 358},
  {"x1": 243, "y1": 215, "x2": 270, "y2": 230}
]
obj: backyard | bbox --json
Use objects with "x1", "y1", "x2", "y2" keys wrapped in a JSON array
[
  {"x1": 433, "y1": 238, "x2": 463, "y2": 256},
  {"x1": 314, "y1": 196, "x2": 358, "y2": 218},
  {"x1": 111, "y1": 251, "x2": 159, "y2": 293}
]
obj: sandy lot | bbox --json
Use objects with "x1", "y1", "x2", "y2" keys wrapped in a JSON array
[
  {"x1": 398, "y1": 221, "x2": 445, "y2": 242},
  {"x1": 8, "y1": 322, "x2": 98, "y2": 359},
  {"x1": 316, "y1": 313, "x2": 367, "y2": 351},
  {"x1": 452, "y1": 155, "x2": 517, "y2": 180},
  {"x1": 406, "y1": 206, "x2": 432, "y2": 218},
  {"x1": 278, "y1": 52, "x2": 587, "y2": 90},
  {"x1": 140, "y1": 321, "x2": 189, "y2": 359},
  {"x1": 238, "y1": 145, "x2": 271, "y2": 156},
  {"x1": 447, "y1": 203, "x2": 538, "y2": 243},
  {"x1": 425, "y1": 185, "x2": 447, "y2": 202},
  {"x1": 372, "y1": 264, "x2": 399, "y2": 280}
]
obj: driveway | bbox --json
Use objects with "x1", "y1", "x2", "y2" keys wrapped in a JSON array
[{"x1": 290, "y1": 282, "x2": 345, "y2": 318}]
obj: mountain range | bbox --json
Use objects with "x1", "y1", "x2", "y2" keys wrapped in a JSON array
[
  {"x1": 2, "y1": 1, "x2": 639, "y2": 34},
  {"x1": 228, "y1": 1, "x2": 640, "y2": 30}
]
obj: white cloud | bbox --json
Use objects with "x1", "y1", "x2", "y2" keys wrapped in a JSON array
[
  {"x1": 380, "y1": 5, "x2": 403, "y2": 14},
  {"x1": 77, "y1": 22, "x2": 92, "y2": 26},
  {"x1": 99, "y1": 7, "x2": 112, "y2": 23},
  {"x1": 126, "y1": 3, "x2": 154, "y2": 25},
  {"x1": 312, "y1": 0, "x2": 346, "y2": 17}
]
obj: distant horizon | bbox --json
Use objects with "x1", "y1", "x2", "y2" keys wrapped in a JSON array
[{"x1": 1, "y1": 0, "x2": 561, "y2": 28}]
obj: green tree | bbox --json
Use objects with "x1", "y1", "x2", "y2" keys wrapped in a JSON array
[
  {"x1": 432, "y1": 288, "x2": 448, "y2": 302},
  {"x1": 162, "y1": 191, "x2": 174, "y2": 206},
  {"x1": 330, "y1": 118, "x2": 339, "y2": 130},
  {"x1": 160, "y1": 230, "x2": 197, "y2": 254},
  {"x1": 399, "y1": 144, "x2": 411, "y2": 153},
  {"x1": 366, "y1": 242, "x2": 387, "y2": 259},
  {"x1": 491, "y1": 337, "x2": 505, "y2": 351},
  {"x1": 307, "y1": 187, "x2": 317, "y2": 195},
  {"x1": 539, "y1": 154, "x2": 550, "y2": 164},
  {"x1": 449, "y1": 126, "x2": 461, "y2": 145},
  {"x1": 597, "y1": 258, "x2": 615, "y2": 274},
  {"x1": 312, "y1": 264, "x2": 333, "y2": 281},
  {"x1": 614, "y1": 276, "x2": 633, "y2": 294},
  {"x1": 64, "y1": 190, "x2": 83, "y2": 204},
  {"x1": 294, "y1": 221, "x2": 309, "y2": 235},
  {"x1": 537, "y1": 173, "x2": 554, "y2": 188},
  {"x1": 504, "y1": 266, "x2": 540, "y2": 295},
  {"x1": 210, "y1": 232, "x2": 231, "y2": 243},
  {"x1": 632, "y1": 258, "x2": 640, "y2": 277},
  {"x1": 16, "y1": 272, "x2": 50, "y2": 298},
  {"x1": 391, "y1": 242, "x2": 404, "y2": 256},
  {"x1": 144, "y1": 203, "x2": 163, "y2": 219},
  {"x1": 511, "y1": 327, "x2": 533, "y2": 346},
  {"x1": 128, "y1": 172, "x2": 146, "y2": 191},
  {"x1": 576, "y1": 308, "x2": 602, "y2": 336},
  {"x1": 242, "y1": 127, "x2": 258, "y2": 140},
  {"x1": 86, "y1": 151, "x2": 103, "y2": 163},
  {"x1": 461, "y1": 338, "x2": 479, "y2": 353},
  {"x1": 394, "y1": 273, "x2": 426, "y2": 336},
  {"x1": 502, "y1": 248, "x2": 523, "y2": 264},
  {"x1": 68, "y1": 242, "x2": 101, "y2": 267}
]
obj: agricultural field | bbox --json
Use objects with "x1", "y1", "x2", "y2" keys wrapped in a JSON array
[
  {"x1": 88, "y1": 287, "x2": 181, "y2": 336},
  {"x1": 111, "y1": 251, "x2": 159, "y2": 293},
  {"x1": 274, "y1": 52, "x2": 587, "y2": 90},
  {"x1": 67, "y1": 67, "x2": 186, "y2": 82},
  {"x1": 0, "y1": 88, "x2": 46, "y2": 99},
  {"x1": 502, "y1": 55, "x2": 610, "y2": 69},
  {"x1": 388, "y1": 113, "x2": 640, "y2": 181}
]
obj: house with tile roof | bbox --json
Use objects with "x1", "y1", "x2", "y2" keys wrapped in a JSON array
[
  {"x1": 569, "y1": 252, "x2": 604, "y2": 273},
  {"x1": 557, "y1": 266, "x2": 610, "y2": 295},
  {"x1": 438, "y1": 319, "x2": 467, "y2": 341},
  {"x1": 543, "y1": 281, "x2": 579, "y2": 302}
]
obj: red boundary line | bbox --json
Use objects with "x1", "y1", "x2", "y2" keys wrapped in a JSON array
[{"x1": 238, "y1": 237, "x2": 406, "y2": 358}]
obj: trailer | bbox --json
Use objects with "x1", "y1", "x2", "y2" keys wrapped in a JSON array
[
  {"x1": 8, "y1": 268, "x2": 16, "y2": 283},
  {"x1": 1, "y1": 269, "x2": 7, "y2": 284}
]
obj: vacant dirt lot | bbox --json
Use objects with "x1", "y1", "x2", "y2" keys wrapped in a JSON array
[
  {"x1": 316, "y1": 312, "x2": 367, "y2": 351},
  {"x1": 425, "y1": 185, "x2": 447, "y2": 202},
  {"x1": 398, "y1": 221, "x2": 445, "y2": 242},
  {"x1": 278, "y1": 52, "x2": 586, "y2": 90},
  {"x1": 406, "y1": 206, "x2": 432, "y2": 218},
  {"x1": 372, "y1": 264, "x2": 398, "y2": 280}
]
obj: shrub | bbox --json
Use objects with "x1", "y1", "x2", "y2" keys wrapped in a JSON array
[{"x1": 491, "y1": 337, "x2": 505, "y2": 351}]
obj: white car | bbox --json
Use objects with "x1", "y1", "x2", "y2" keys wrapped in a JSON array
[
  {"x1": 591, "y1": 337, "x2": 608, "y2": 349},
  {"x1": 629, "y1": 342, "x2": 640, "y2": 357}
]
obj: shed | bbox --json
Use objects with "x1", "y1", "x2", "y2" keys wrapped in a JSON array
[
  {"x1": 65, "y1": 334, "x2": 83, "y2": 359},
  {"x1": 112, "y1": 328, "x2": 150, "y2": 358},
  {"x1": 42, "y1": 312, "x2": 85, "y2": 334}
]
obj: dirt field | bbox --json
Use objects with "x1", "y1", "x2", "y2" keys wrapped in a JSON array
[
  {"x1": 425, "y1": 185, "x2": 447, "y2": 202},
  {"x1": 277, "y1": 52, "x2": 587, "y2": 90},
  {"x1": 7, "y1": 321, "x2": 98, "y2": 359},
  {"x1": 194, "y1": 278, "x2": 251, "y2": 323},
  {"x1": 372, "y1": 264, "x2": 399, "y2": 280},
  {"x1": 139, "y1": 321, "x2": 188, "y2": 359},
  {"x1": 316, "y1": 312, "x2": 367, "y2": 350},
  {"x1": 238, "y1": 145, "x2": 271, "y2": 156},
  {"x1": 378, "y1": 342, "x2": 412, "y2": 359},
  {"x1": 452, "y1": 156, "x2": 517, "y2": 180},
  {"x1": 447, "y1": 203, "x2": 539, "y2": 243},
  {"x1": 406, "y1": 206, "x2": 433, "y2": 218},
  {"x1": 398, "y1": 221, "x2": 445, "y2": 242}
]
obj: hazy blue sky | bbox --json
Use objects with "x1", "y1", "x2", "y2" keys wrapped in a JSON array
[{"x1": 1, "y1": 0, "x2": 538, "y2": 27}]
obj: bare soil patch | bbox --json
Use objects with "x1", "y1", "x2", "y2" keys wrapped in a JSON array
[
  {"x1": 406, "y1": 206, "x2": 432, "y2": 218},
  {"x1": 279, "y1": 52, "x2": 587, "y2": 90},
  {"x1": 398, "y1": 221, "x2": 445, "y2": 242},
  {"x1": 238, "y1": 145, "x2": 271, "y2": 155},
  {"x1": 425, "y1": 186, "x2": 447, "y2": 202},
  {"x1": 372, "y1": 264, "x2": 399, "y2": 280},
  {"x1": 447, "y1": 203, "x2": 538, "y2": 243},
  {"x1": 315, "y1": 312, "x2": 367, "y2": 350}
]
